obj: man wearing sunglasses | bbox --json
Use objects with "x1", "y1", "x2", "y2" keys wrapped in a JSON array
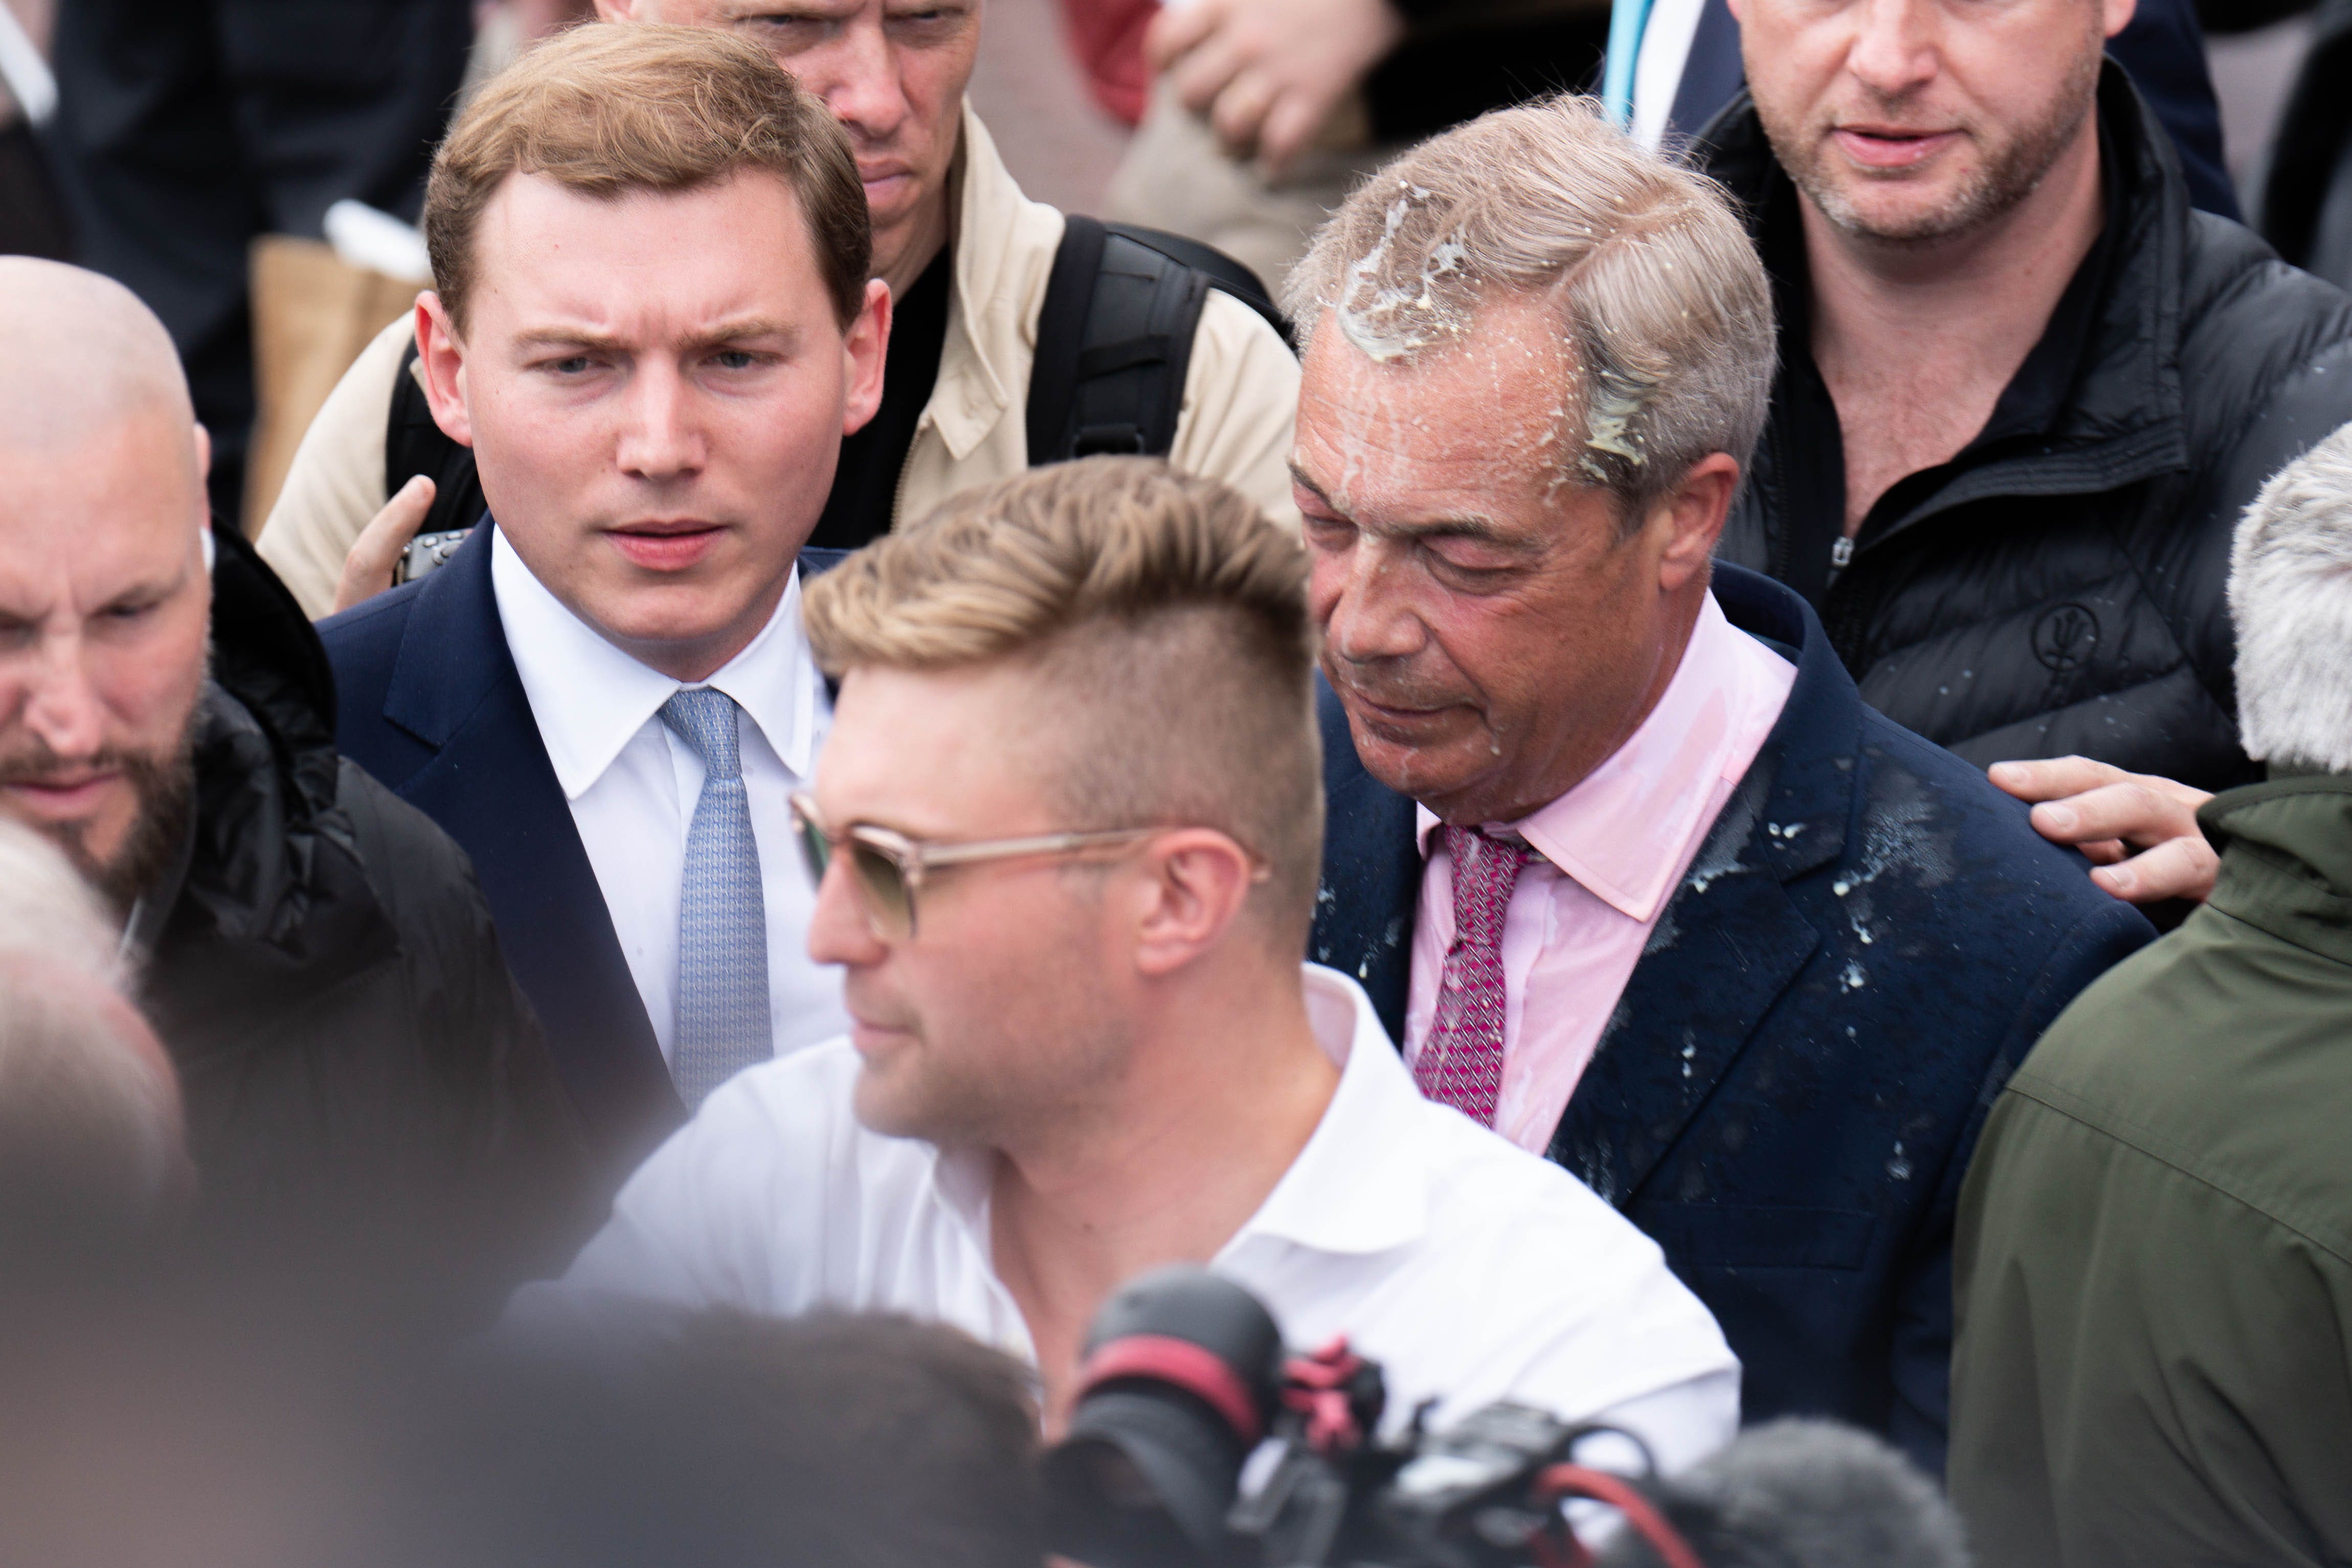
[{"x1": 529, "y1": 458, "x2": 1741, "y2": 1466}]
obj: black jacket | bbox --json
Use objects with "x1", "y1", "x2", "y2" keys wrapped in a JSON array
[
  {"x1": 1701, "y1": 65, "x2": 2352, "y2": 793},
  {"x1": 139, "y1": 523, "x2": 585, "y2": 1297}
]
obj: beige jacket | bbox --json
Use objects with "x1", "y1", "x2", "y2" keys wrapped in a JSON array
[{"x1": 257, "y1": 107, "x2": 1302, "y2": 618}]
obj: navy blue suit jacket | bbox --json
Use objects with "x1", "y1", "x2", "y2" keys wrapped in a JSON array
[
  {"x1": 317, "y1": 524, "x2": 846, "y2": 1184},
  {"x1": 1310, "y1": 565, "x2": 2154, "y2": 1473}
]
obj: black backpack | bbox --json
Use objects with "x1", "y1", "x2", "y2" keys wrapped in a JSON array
[{"x1": 384, "y1": 217, "x2": 1289, "y2": 538}]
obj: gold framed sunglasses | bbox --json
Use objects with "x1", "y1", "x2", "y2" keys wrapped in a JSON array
[{"x1": 789, "y1": 791, "x2": 1163, "y2": 940}]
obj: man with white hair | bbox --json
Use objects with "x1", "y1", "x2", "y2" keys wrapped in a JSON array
[
  {"x1": 1293, "y1": 96, "x2": 2153, "y2": 1471},
  {"x1": 1950, "y1": 422, "x2": 2352, "y2": 1565},
  {"x1": 0, "y1": 257, "x2": 581, "y2": 1283}
]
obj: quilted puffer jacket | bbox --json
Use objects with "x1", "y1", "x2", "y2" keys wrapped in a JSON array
[{"x1": 1701, "y1": 64, "x2": 2352, "y2": 793}]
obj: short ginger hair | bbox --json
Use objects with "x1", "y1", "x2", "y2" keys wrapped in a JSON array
[
  {"x1": 422, "y1": 22, "x2": 870, "y2": 334},
  {"x1": 802, "y1": 458, "x2": 1324, "y2": 943}
]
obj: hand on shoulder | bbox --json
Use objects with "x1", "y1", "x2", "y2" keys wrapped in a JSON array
[{"x1": 1988, "y1": 756, "x2": 2217, "y2": 905}]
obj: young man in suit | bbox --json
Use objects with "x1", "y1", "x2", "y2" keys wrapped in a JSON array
[
  {"x1": 1281, "y1": 97, "x2": 2152, "y2": 1472},
  {"x1": 319, "y1": 26, "x2": 886, "y2": 1180}
]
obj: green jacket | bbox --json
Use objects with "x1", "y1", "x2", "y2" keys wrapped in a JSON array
[{"x1": 1950, "y1": 774, "x2": 2352, "y2": 1567}]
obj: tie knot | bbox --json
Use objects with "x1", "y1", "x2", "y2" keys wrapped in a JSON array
[
  {"x1": 660, "y1": 687, "x2": 744, "y2": 780},
  {"x1": 1442, "y1": 823, "x2": 1534, "y2": 873},
  {"x1": 1441, "y1": 824, "x2": 1536, "y2": 930}
]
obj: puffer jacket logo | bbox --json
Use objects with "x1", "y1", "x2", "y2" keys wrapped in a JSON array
[{"x1": 2033, "y1": 603, "x2": 2102, "y2": 674}]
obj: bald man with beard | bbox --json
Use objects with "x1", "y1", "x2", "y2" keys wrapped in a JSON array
[{"x1": 0, "y1": 259, "x2": 584, "y2": 1313}]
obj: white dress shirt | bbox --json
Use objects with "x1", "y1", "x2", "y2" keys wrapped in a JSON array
[
  {"x1": 490, "y1": 530, "x2": 850, "y2": 1065},
  {"x1": 529, "y1": 964, "x2": 1742, "y2": 1472}
]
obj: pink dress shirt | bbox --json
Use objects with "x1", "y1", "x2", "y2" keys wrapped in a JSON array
[{"x1": 1404, "y1": 592, "x2": 1798, "y2": 1154}]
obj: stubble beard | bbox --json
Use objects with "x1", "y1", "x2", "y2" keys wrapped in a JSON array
[
  {"x1": 858, "y1": 994, "x2": 1134, "y2": 1156},
  {"x1": 1768, "y1": 51, "x2": 2102, "y2": 248},
  {"x1": 0, "y1": 724, "x2": 198, "y2": 916}
]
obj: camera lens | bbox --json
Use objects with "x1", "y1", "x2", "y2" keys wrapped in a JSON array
[{"x1": 1043, "y1": 1267, "x2": 1287, "y2": 1568}]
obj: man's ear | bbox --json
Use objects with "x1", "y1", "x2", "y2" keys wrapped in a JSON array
[
  {"x1": 1131, "y1": 828, "x2": 1261, "y2": 980},
  {"x1": 192, "y1": 422, "x2": 213, "y2": 553},
  {"x1": 2101, "y1": 0, "x2": 2137, "y2": 41},
  {"x1": 1650, "y1": 451, "x2": 1739, "y2": 594},
  {"x1": 843, "y1": 277, "x2": 893, "y2": 437},
  {"x1": 414, "y1": 292, "x2": 476, "y2": 450}
]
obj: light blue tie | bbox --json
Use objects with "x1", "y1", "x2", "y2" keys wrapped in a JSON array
[{"x1": 660, "y1": 687, "x2": 771, "y2": 1108}]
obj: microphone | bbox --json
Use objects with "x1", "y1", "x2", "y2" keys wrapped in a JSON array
[{"x1": 1592, "y1": 1420, "x2": 1970, "y2": 1568}]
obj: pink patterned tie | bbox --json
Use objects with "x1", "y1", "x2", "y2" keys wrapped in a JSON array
[{"x1": 1414, "y1": 824, "x2": 1537, "y2": 1127}]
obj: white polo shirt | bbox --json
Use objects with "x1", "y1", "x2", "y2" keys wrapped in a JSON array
[{"x1": 533, "y1": 965, "x2": 1741, "y2": 1471}]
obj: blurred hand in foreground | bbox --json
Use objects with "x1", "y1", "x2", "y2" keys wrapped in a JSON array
[{"x1": 1145, "y1": 0, "x2": 1403, "y2": 175}]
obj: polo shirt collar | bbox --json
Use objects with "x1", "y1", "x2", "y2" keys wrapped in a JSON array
[
  {"x1": 1221, "y1": 965, "x2": 1432, "y2": 1258},
  {"x1": 490, "y1": 526, "x2": 821, "y2": 800}
]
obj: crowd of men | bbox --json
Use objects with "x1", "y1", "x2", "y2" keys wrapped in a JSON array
[{"x1": 5, "y1": 1, "x2": 2352, "y2": 1564}]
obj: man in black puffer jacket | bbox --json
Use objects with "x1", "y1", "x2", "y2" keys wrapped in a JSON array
[
  {"x1": 0, "y1": 260, "x2": 585, "y2": 1315},
  {"x1": 1699, "y1": 0, "x2": 2352, "y2": 801}
]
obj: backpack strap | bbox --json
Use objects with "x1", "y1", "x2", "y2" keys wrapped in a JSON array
[
  {"x1": 386, "y1": 338, "x2": 489, "y2": 536},
  {"x1": 1025, "y1": 216, "x2": 1291, "y2": 467}
]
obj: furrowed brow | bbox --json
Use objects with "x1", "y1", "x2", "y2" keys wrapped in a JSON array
[
  {"x1": 513, "y1": 326, "x2": 629, "y2": 353},
  {"x1": 511, "y1": 319, "x2": 802, "y2": 356},
  {"x1": 677, "y1": 318, "x2": 801, "y2": 355}
]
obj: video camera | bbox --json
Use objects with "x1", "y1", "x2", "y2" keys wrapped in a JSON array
[{"x1": 1041, "y1": 1267, "x2": 1705, "y2": 1568}]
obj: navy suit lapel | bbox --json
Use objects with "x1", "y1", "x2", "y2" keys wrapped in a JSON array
[
  {"x1": 1670, "y1": 0, "x2": 1747, "y2": 139},
  {"x1": 378, "y1": 528, "x2": 683, "y2": 1169},
  {"x1": 1550, "y1": 565, "x2": 1859, "y2": 1207},
  {"x1": 1547, "y1": 770, "x2": 1820, "y2": 1204},
  {"x1": 1309, "y1": 678, "x2": 1421, "y2": 1042}
]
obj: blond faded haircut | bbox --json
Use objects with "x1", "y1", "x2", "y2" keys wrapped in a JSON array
[
  {"x1": 2230, "y1": 422, "x2": 2352, "y2": 774},
  {"x1": 1284, "y1": 94, "x2": 1775, "y2": 527},
  {"x1": 424, "y1": 23, "x2": 869, "y2": 333},
  {"x1": 803, "y1": 458, "x2": 1324, "y2": 943}
]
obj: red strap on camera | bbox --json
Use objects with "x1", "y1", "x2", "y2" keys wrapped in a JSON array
[
  {"x1": 1074, "y1": 1335, "x2": 1267, "y2": 1446},
  {"x1": 1280, "y1": 1336, "x2": 1371, "y2": 1454},
  {"x1": 1529, "y1": 1463, "x2": 1708, "y2": 1568}
]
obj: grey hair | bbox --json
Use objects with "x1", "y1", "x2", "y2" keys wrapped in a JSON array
[
  {"x1": 0, "y1": 815, "x2": 126, "y2": 988},
  {"x1": 0, "y1": 818, "x2": 182, "y2": 1212},
  {"x1": 1283, "y1": 93, "x2": 1776, "y2": 526},
  {"x1": 2229, "y1": 422, "x2": 2352, "y2": 775}
]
